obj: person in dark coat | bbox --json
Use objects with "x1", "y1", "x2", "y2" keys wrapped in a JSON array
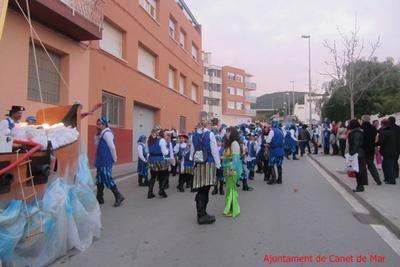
[
  {"x1": 360, "y1": 115, "x2": 381, "y2": 185},
  {"x1": 348, "y1": 119, "x2": 368, "y2": 192},
  {"x1": 388, "y1": 116, "x2": 400, "y2": 179},
  {"x1": 379, "y1": 119, "x2": 398, "y2": 184}
]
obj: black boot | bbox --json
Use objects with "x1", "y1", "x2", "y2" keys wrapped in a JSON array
[
  {"x1": 111, "y1": 186, "x2": 124, "y2": 207},
  {"x1": 177, "y1": 175, "x2": 185, "y2": 192},
  {"x1": 267, "y1": 168, "x2": 276, "y2": 185},
  {"x1": 195, "y1": 195, "x2": 215, "y2": 225},
  {"x1": 276, "y1": 166, "x2": 283, "y2": 184},
  {"x1": 249, "y1": 170, "x2": 254, "y2": 180},
  {"x1": 264, "y1": 166, "x2": 271, "y2": 182},
  {"x1": 219, "y1": 181, "x2": 225, "y2": 195},
  {"x1": 138, "y1": 176, "x2": 144, "y2": 187},
  {"x1": 159, "y1": 173, "x2": 168, "y2": 198},
  {"x1": 211, "y1": 184, "x2": 218, "y2": 195},
  {"x1": 143, "y1": 178, "x2": 149, "y2": 187},
  {"x1": 96, "y1": 183, "x2": 104, "y2": 204},
  {"x1": 242, "y1": 179, "x2": 254, "y2": 191}
]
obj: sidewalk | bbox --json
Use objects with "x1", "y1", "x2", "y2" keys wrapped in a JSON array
[{"x1": 310, "y1": 153, "x2": 400, "y2": 238}]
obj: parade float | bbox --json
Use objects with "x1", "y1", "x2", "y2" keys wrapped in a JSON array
[{"x1": 0, "y1": 104, "x2": 102, "y2": 267}]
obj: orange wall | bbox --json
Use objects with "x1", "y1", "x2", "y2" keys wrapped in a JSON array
[
  {"x1": 0, "y1": 9, "x2": 90, "y2": 147},
  {"x1": 87, "y1": 0, "x2": 203, "y2": 164}
]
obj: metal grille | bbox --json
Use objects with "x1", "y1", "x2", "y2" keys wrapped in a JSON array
[
  {"x1": 60, "y1": 0, "x2": 105, "y2": 27},
  {"x1": 102, "y1": 91, "x2": 125, "y2": 127}
]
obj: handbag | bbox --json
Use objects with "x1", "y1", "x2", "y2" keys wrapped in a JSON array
[
  {"x1": 345, "y1": 153, "x2": 359, "y2": 173},
  {"x1": 193, "y1": 132, "x2": 208, "y2": 164}
]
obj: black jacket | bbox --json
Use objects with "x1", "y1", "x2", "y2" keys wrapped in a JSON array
[
  {"x1": 348, "y1": 128, "x2": 365, "y2": 158},
  {"x1": 392, "y1": 124, "x2": 400, "y2": 155},
  {"x1": 361, "y1": 122, "x2": 377, "y2": 156},
  {"x1": 379, "y1": 127, "x2": 397, "y2": 157}
]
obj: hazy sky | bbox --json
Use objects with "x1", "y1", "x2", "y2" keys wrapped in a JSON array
[{"x1": 185, "y1": 0, "x2": 400, "y2": 96}]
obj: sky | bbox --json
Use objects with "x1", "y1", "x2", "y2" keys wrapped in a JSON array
[{"x1": 184, "y1": 0, "x2": 400, "y2": 96}]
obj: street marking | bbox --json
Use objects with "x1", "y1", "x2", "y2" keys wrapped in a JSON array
[{"x1": 307, "y1": 157, "x2": 400, "y2": 257}]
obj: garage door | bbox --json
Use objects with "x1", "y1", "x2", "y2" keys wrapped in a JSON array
[{"x1": 133, "y1": 105, "x2": 155, "y2": 160}]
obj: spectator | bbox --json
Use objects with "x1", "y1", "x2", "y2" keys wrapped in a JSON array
[
  {"x1": 360, "y1": 115, "x2": 381, "y2": 185},
  {"x1": 337, "y1": 122, "x2": 347, "y2": 158},
  {"x1": 388, "y1": 116, "x2": 400, "y2": 179},
  {"x1": 378, "y1": 119, "x2": 397, "y2": 184},
  {"x1": 348, "y1": 119, "x2": 368, "y2": 192},
  {"x1": 373, "y1": 120, "x2": 382, "y2": 169}
]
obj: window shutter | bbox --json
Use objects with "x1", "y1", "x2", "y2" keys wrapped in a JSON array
[
  {"x1": 100, "y1": 21, "x2": 123, "y2": 59},
  {"x1": 138, "y1": 46, "x2": 156, "y2": 79}
]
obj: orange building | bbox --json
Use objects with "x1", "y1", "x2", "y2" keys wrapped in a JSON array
[
  {"x1": 220, "y1": 66, "x2": 257, "y2": 125},
  {"x1": 87, "y1": 0, "x2": 203, "y2": 164},
  {"x1": 0, "y1": 0, "x2": 203, "y2": 166}
]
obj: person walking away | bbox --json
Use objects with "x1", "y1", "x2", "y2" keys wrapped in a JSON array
[
  {"x1": 373, "y1": 120, "x2": 383, "y2": 169},
  {"x1": 284, "y1": 124, "x2": 298, "y2": 160},
  {"x1": 147, "y1": 127, "x2": 170, "y2": 199},
  {"x1": 337, "y1": 122, "x2": 347, "y2": 158},
  {"x1": 95, "y1": 117, "x2": 124, "y2": 207},
  {"x1": 360, "y1": 115, "x2": 381, "y2": 185},
  {"x1": 246, "y1": 133, "x2": 258, "y2": 180},
  {"x1": 348, "y1": 119, "x2": 368, "y2": 192},
  {"x1": 190, "y1": 121, "x2": 221, "y2": 224},
  {"x1": 212, "y1": 135, "x2": 225, "y2": 195},
  {"x1": 378, "y1": 119, "x2": 397, "y2": 184},
  {"x1": 299, "y1": 125, "x2": 311, "y2": 156},
  {"x1": 266, "y1": 119, "x2": 285, "y2": 184},
  {"x1": 388, "y1": 116, "x2": 400, "y2": 179},
  {"x1": 223, "y1": 127, "x2": 242, "y2": 217},
  {"x1": 137, "y1": 135, "x2": 149, "y2": 186}
]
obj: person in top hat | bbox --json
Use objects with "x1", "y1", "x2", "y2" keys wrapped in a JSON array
[
  {"x1": 0, "y1": 105, "x2": 25, "y2": 136},
  {"x1": 95, "y1": 117, "x2": 125, "y2": 207}
]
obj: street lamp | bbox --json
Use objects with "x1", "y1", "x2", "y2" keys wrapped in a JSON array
[
  {"x1": 301, "y1": 35, "x2": 312, "y2": 123},
  {"x1": 285, "y1": 93, "x2": 290, "y2": 116}
]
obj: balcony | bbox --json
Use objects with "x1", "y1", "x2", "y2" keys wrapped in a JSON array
[
  {"x1": 245, "y1": 109, "x2": 257, "y2": 116},
  {"x1": 11, "y1": 0, "x2": 104, "y2": 41},
  {"x1": 245, "y1": 95, "x2": 257, "y2": 103},
  {"x1": 245, "y1": 82, "x2": 257, "y2": 90}
]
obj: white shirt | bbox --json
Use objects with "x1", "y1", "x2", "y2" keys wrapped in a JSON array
[
  {"x1": 266, "y1": 128, "x2": 287, "y2": 144},
  {"x1": 95, "y1": 128, "x2": 117, "y2": 162},
  {"x1": 190, "y1": 128, "x2": 221, "y2": 169},
  {"x1": 0, "y1": 117, "x2": 14, "y2": 136},
  {"x1": 137, "y1": 142, "x2": 147, "y2": 162},
  {"x1": 158, "y1": 138, "x2": 170, "y2": 157}
]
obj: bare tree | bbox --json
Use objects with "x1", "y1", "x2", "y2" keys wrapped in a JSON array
[{"x1": 323, "y1": 15, "x2": 382, "y2": 119}]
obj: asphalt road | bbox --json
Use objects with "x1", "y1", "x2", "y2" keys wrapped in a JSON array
[{"x1": 52, "y1": 156, "x2": 400, "y2": 267}]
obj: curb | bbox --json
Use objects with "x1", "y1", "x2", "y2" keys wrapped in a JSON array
[{"x1": 309, "y1": 154, "x2": 400, "y2": 239}]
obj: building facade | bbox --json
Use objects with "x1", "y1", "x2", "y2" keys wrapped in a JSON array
[
  {"x1": 293, "y1": 94, "x2": 323, "y2": 124},
  {"x1": 1, "y1": 0, "x2": 203, "y2": 166},
  {"x1": 0, "y1": 0, "x2": 105, "y2": 151},
  {"x1": 202, "y1": 52, "x2": 222, "y2": 120},
  {"x1": 87, "y1": 0, "x2": 203, "y2": 164},
  {"x1": 201, "y1": 52, "x2": 257, "y2": 125}
]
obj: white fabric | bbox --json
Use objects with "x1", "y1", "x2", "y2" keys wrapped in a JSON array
[
  {"x1": 189, "y1": 128, "x2": 221, "y2": 169},
  {"x1": 345, "y1": 153, "x2": 359, "y2": 173},
  {"x1": 137, "y1": 143, "x2": 147, "y2": 162},
  {"x1": 159, "y1": 138, "x2": 169, "y2": 157},
  {"x1": 0, "y1": 118, "x2": 13, "y2": 136}
]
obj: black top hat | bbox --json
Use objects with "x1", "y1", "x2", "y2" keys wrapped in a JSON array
[{"x1": 8, "y1": 105, "x2": 25, "y2": 115}]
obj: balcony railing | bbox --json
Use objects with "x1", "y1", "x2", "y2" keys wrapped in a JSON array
[
  {"x1": 245, "y1": 95, "x2": 257, "y2": 103},
  {"x1": 245, "y1": 82, "x2": 257, "y2": 90},
  {"x1": 245, "y1": 109, "x2": 257, "y2": 116},
  {"x1": 60, "y1": 0, "x2": 104, "y2": 27}
]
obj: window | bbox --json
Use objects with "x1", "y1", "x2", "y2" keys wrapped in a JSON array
[
  {"x1": 206, "y1": 98, "x2": 220, "y2": 106},
  {"x1": 227, "y1": 101, "x2": 235, "y2": 109},
  {"x1": 191, "y1": 83, "x2": 198, "y2": 102},
  {"x1": 180, "y1": 116, "x2": 186, "y2": 130},
  {"x1": 236, "y1": 88, "x2": 244, "y2": 96},
  {"x1": 227, "y1": 87, "x2": 235, "y2": 95},
  {"x1": 179, "y1": 75, "x2": 186, "y2": 94},
  {"x1": 203, "y1": 67, "x2": 209, "y2": 75},
  {"x1": 100, "y1": 20, "x2": 123, "y2": 59},
  {"x1": 236, "y1": 102, "x2": 243, "y2": 110},
  {"x1": 138, "y1": 45, "x2": 157, "y2": 79},
  {"x1": 180, "y1": 30, "x2": 186, "y2": 48},
  {"x1": 139, "y1": 0, "x2": 157, "y2": 19},
  {"x1": 169, "y1": 17, "x2": 176, "y2": 39},
  {"x1": 208, "y1": 69, "x2": 221, "y2": 77},
  {"x1": 28, "y1": 44, "x2": 61, "y2": 104},
  {"x1": 245, "y1": 104, "x2": 251, "y2": 110},
  {"x1": 227, "y1": 72, "x2": 235, "y2": 81},
  {"x1": 191, "y1": 43, "x2": 198, "y2": 61},
  {"x1": 235, "y1": 75, "x2": 243, "y2": 82},
  {"x1": 102, "y1": 91, "x2": 125, "y2": 127},
  {"x1": 168, "y1": 66, "x2": 176, "y2": 89}
]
